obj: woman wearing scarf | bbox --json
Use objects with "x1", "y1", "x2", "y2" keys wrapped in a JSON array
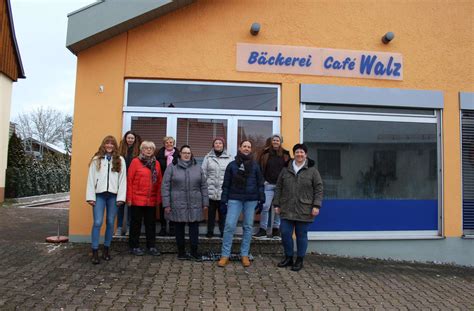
[
  {"x1": 201, "y1": 137, "x2": 232, "y2": 238},
  {"x1": 155, "y1": 136, "x2": 180, "y2": 236},
  {"x1": 161, "y1": 145, "x2": 209, "y2": 261},
  {"x1": 86, "y1": 135, "x2": 127, "y2": 264},
  {"x1": 218, "y1": 140, "x2": 265, "y2": 268},
  {"x1": 117, "y1": 131, "x2": 142, "y2": 236},
  {"x1": 127, "y1": 141, "x2": 163, "y2": 256}
]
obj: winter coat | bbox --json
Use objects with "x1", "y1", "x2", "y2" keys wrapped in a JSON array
[
  {"x1": 86, "y1": 156, "x2": 127, "y2": 202},
  {"x1": 201, "y1": 149, "x2": 233, "y2": 200},
  {"x1": 126, "y1": 158, "x2": 163, "y2": 207},
  {"x1": 221, "y1": 159, "x2": 265, "y2": 203},
  {"x1": 259, "y1": 147, "x2": 291, "y2": 184},
  {"x1": 272, "y1": 159, "x2": 323, "y2": 222},
  {"x1": 161, "y1": 159, "x2": 209, "y2": 223},
  {"x1": 156, "y1": 147, "x2": 180, "y2": 176}
]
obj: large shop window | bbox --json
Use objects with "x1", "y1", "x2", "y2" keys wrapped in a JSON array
[
  {"x1": 462, "y1": 110, "x2": 474, "y2": 235},
  {"x1": 303, "y1": 105, "x2": 440, "y2": 236}
]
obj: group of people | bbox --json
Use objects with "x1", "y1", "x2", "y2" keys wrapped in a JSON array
[{"x1": 86, "y1": 132, "x2": 323, "y2": 271}]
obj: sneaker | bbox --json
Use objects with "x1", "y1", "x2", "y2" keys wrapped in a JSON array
[
  {"x1": 116, "y1": 227, "x2": 122, "y2": 236},
  {"x1": 125, "y1": 228, "x2": 129, "y2": 236},
  {"x1": 241, "y1": 256, "x2": 251, "y2": 267},
  {"x1": 253, "y1": 228, "x2": 266, "y2": 238},
  {"x1": 147, "y1": 247, "x2": 161, "y2": 256},
  {"x1": 217, "y1": 256, "x2": 229, "y2": 267},
  {"x1": 130, "y1": 248, "x2": 145, "y2": 256}
]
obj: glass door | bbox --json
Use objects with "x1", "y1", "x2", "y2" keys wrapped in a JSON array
[{"x1": 123, "y1": 113, "x2": 280, "y2": 161}]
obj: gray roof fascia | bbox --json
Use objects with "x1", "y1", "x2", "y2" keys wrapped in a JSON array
[{"x1": 66, "y1": 0, "x2": 194, "y2": 55}]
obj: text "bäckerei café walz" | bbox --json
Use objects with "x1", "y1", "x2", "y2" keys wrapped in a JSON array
[{"x1": 236, "y1": 43, "x2": 403, "y2": 81}]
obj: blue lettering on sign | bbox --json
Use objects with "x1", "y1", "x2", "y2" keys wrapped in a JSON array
[
  {"x1": 247, "y1": 51, "x2": 313, "y2": 68},
  {"x1": 324, "y1": 56, "x2": 356, "y2": 71},
  {"x1": 360, "y1": 54, "x2": 401, "y2": 77}
]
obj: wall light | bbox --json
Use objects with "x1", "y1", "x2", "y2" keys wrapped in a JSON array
[
  {"x1": 250, "y1": 23, "x2": 260, "y2": 36},
  {"x1": 382, "y1": 32, "x2": 395, "y2": 44}
]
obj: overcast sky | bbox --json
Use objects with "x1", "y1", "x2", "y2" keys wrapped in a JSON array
[{"x1": 10, "y1": 0, "x2": 93, "y2": 120}]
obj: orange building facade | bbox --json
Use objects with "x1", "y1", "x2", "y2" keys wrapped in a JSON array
[{"x1": 67, "y1": 0, "x2": 474, "y2": 265}]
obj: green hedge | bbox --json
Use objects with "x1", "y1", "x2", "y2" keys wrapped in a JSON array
[{"x1": 5, "y1": 133, "x2": 70, "y2": 198}]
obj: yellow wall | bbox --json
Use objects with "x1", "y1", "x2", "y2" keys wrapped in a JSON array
[{"x1": 70, "y1": 0, "x2": 473, "y2": 238}]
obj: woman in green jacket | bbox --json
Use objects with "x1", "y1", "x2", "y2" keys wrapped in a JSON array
[{"x1": 273, "y1": 143, "x2": 323, "y2": 271}]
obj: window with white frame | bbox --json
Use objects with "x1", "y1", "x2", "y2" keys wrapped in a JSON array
[{"x1": 303, "y1": 104, "x2": 441, "y2": 236}]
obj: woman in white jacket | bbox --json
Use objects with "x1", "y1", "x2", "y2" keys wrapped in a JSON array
[
  {"x1": 201, "y1": 137, "x2": 232, "y2": 237},
  {"x1": 86, "y1": 135, "x2": 127, "y2": 264}
]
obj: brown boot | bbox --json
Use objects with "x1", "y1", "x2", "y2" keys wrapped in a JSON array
[
  {"x1": 217, "y1": 256, "x2": 229, "y2": 267},
  {"x1": 241, "y1": 256, "x2": 251, "y2": 267}
]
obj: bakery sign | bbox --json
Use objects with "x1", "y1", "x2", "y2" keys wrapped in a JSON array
[{"x1": 236, "y1": 43, "x2": 403, "y2": 81}]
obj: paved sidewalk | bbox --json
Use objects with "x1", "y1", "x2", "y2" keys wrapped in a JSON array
[{"x1": 0, "y1": 204, "x2": 473, "y2": 310}]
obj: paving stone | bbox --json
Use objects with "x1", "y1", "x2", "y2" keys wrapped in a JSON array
[{"x1": 0, "y1": 204, "x2": 473, "y2": 310}]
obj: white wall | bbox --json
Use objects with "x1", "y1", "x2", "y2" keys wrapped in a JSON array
[{"x1": 0, "y1": 73, "x2": 13, "y2": 200}]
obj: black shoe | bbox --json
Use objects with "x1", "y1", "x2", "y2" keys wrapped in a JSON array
[
  {"x1": 177, "y1": 253, "x2": 191, "y2": 260},
  {"x1": 291, "y1": 257, "x2": 304, "y2": 271},
  {"x1": 168, "y1": 227, "x2": 175, "y2": 236},
  {"x1": 206, "y1": 232, "x2": 214, "y2": 238},
  {"x1": 253, "y1": 228, "x2": 266, "y2": 237},
  {"x1": 277, "y1": 256, "x2": 293, "y2": 268},
  {"x1": 147, "y1": 247, "x2": 161, "y2": 256},
  {"x1": 272, "y1": 228, "x2": 280, "y2": 237},
  {"x1": 102, "y1": 246, "x2": 111, "y2": 261},
  {"x1": 158, "y1": 228, "x2": 167, "y2": 236},
  {"x1": 91, "y1": 249, "x2": 100, "y2": 264},
  {"x1": 130, "y1": 248, "x2": 145, "y2": 256},
  {"x1": 190, "y1": 246, "x2": 202, "y2": 262}
]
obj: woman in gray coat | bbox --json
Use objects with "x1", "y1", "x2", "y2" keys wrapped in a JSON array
[
  {"x1": 162, "y1": 145, "x2": 209, "y2": 260},
  {"x1": 201, "y1": 137, "x2": 232, "y2": 238},
  {"x1": 273, "y1": 143, "x2": 323, "y2": 272}
]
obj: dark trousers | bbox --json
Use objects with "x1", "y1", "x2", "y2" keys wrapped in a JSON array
[
  {"x1": 175, "y1": 221, "x2": 199, "y2": 252},
  {"x1": 129, "y1": 206, "x2": 156, "y2": 249},
  {"x1": 207, "y1": 199, "x2": 225, "y2": 235}
]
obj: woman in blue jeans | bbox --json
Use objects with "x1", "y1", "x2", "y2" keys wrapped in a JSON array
[
  {"x1": 218, "y1": 140, "x2": 265, "y2": 268},
  {"x1": 86, "y1": 135, "x2": 127, "y2": 264},
  {"x1": 273, "y1": 143, "x2": 323, "y2": 271}
]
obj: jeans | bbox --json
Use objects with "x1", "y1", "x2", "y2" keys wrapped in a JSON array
[
  {"x1": 116, "y1": 203, "x2": 131, "y2": 229},
  {"x1": 207, "y1": 199, "x2": 225, "y2": 235},
  {"x1": 280, "y1": 219, "x2": 310, "y2": 257},
  {"x1": 221, "y1": 200, "x2": 257, "y2": 257},
  {"x1": 260, "y1": 183, "x2": 280, "y2": 230},
  {"x1": 129, "y1": 206, "x2": 156, "y2": 249},
  {"x1": 91, "y1": 192, "x2": 117, "y2": 250}
]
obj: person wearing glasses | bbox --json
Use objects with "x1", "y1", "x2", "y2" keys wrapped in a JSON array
[
  {"x1": 162, "y1": 145, "x2": 209, "y2": 260},
  {"x1": 127, "y1": 141, "x2": 163, "y2": 256}
]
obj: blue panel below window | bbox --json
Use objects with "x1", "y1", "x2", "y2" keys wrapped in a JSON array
[{"x1": 309, "y1": 200, "x2": 438, "y2": 231}]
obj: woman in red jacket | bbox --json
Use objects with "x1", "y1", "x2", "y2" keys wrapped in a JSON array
[{"x1": 127, "y1": 141, "x2": 163, "y2": 256}]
